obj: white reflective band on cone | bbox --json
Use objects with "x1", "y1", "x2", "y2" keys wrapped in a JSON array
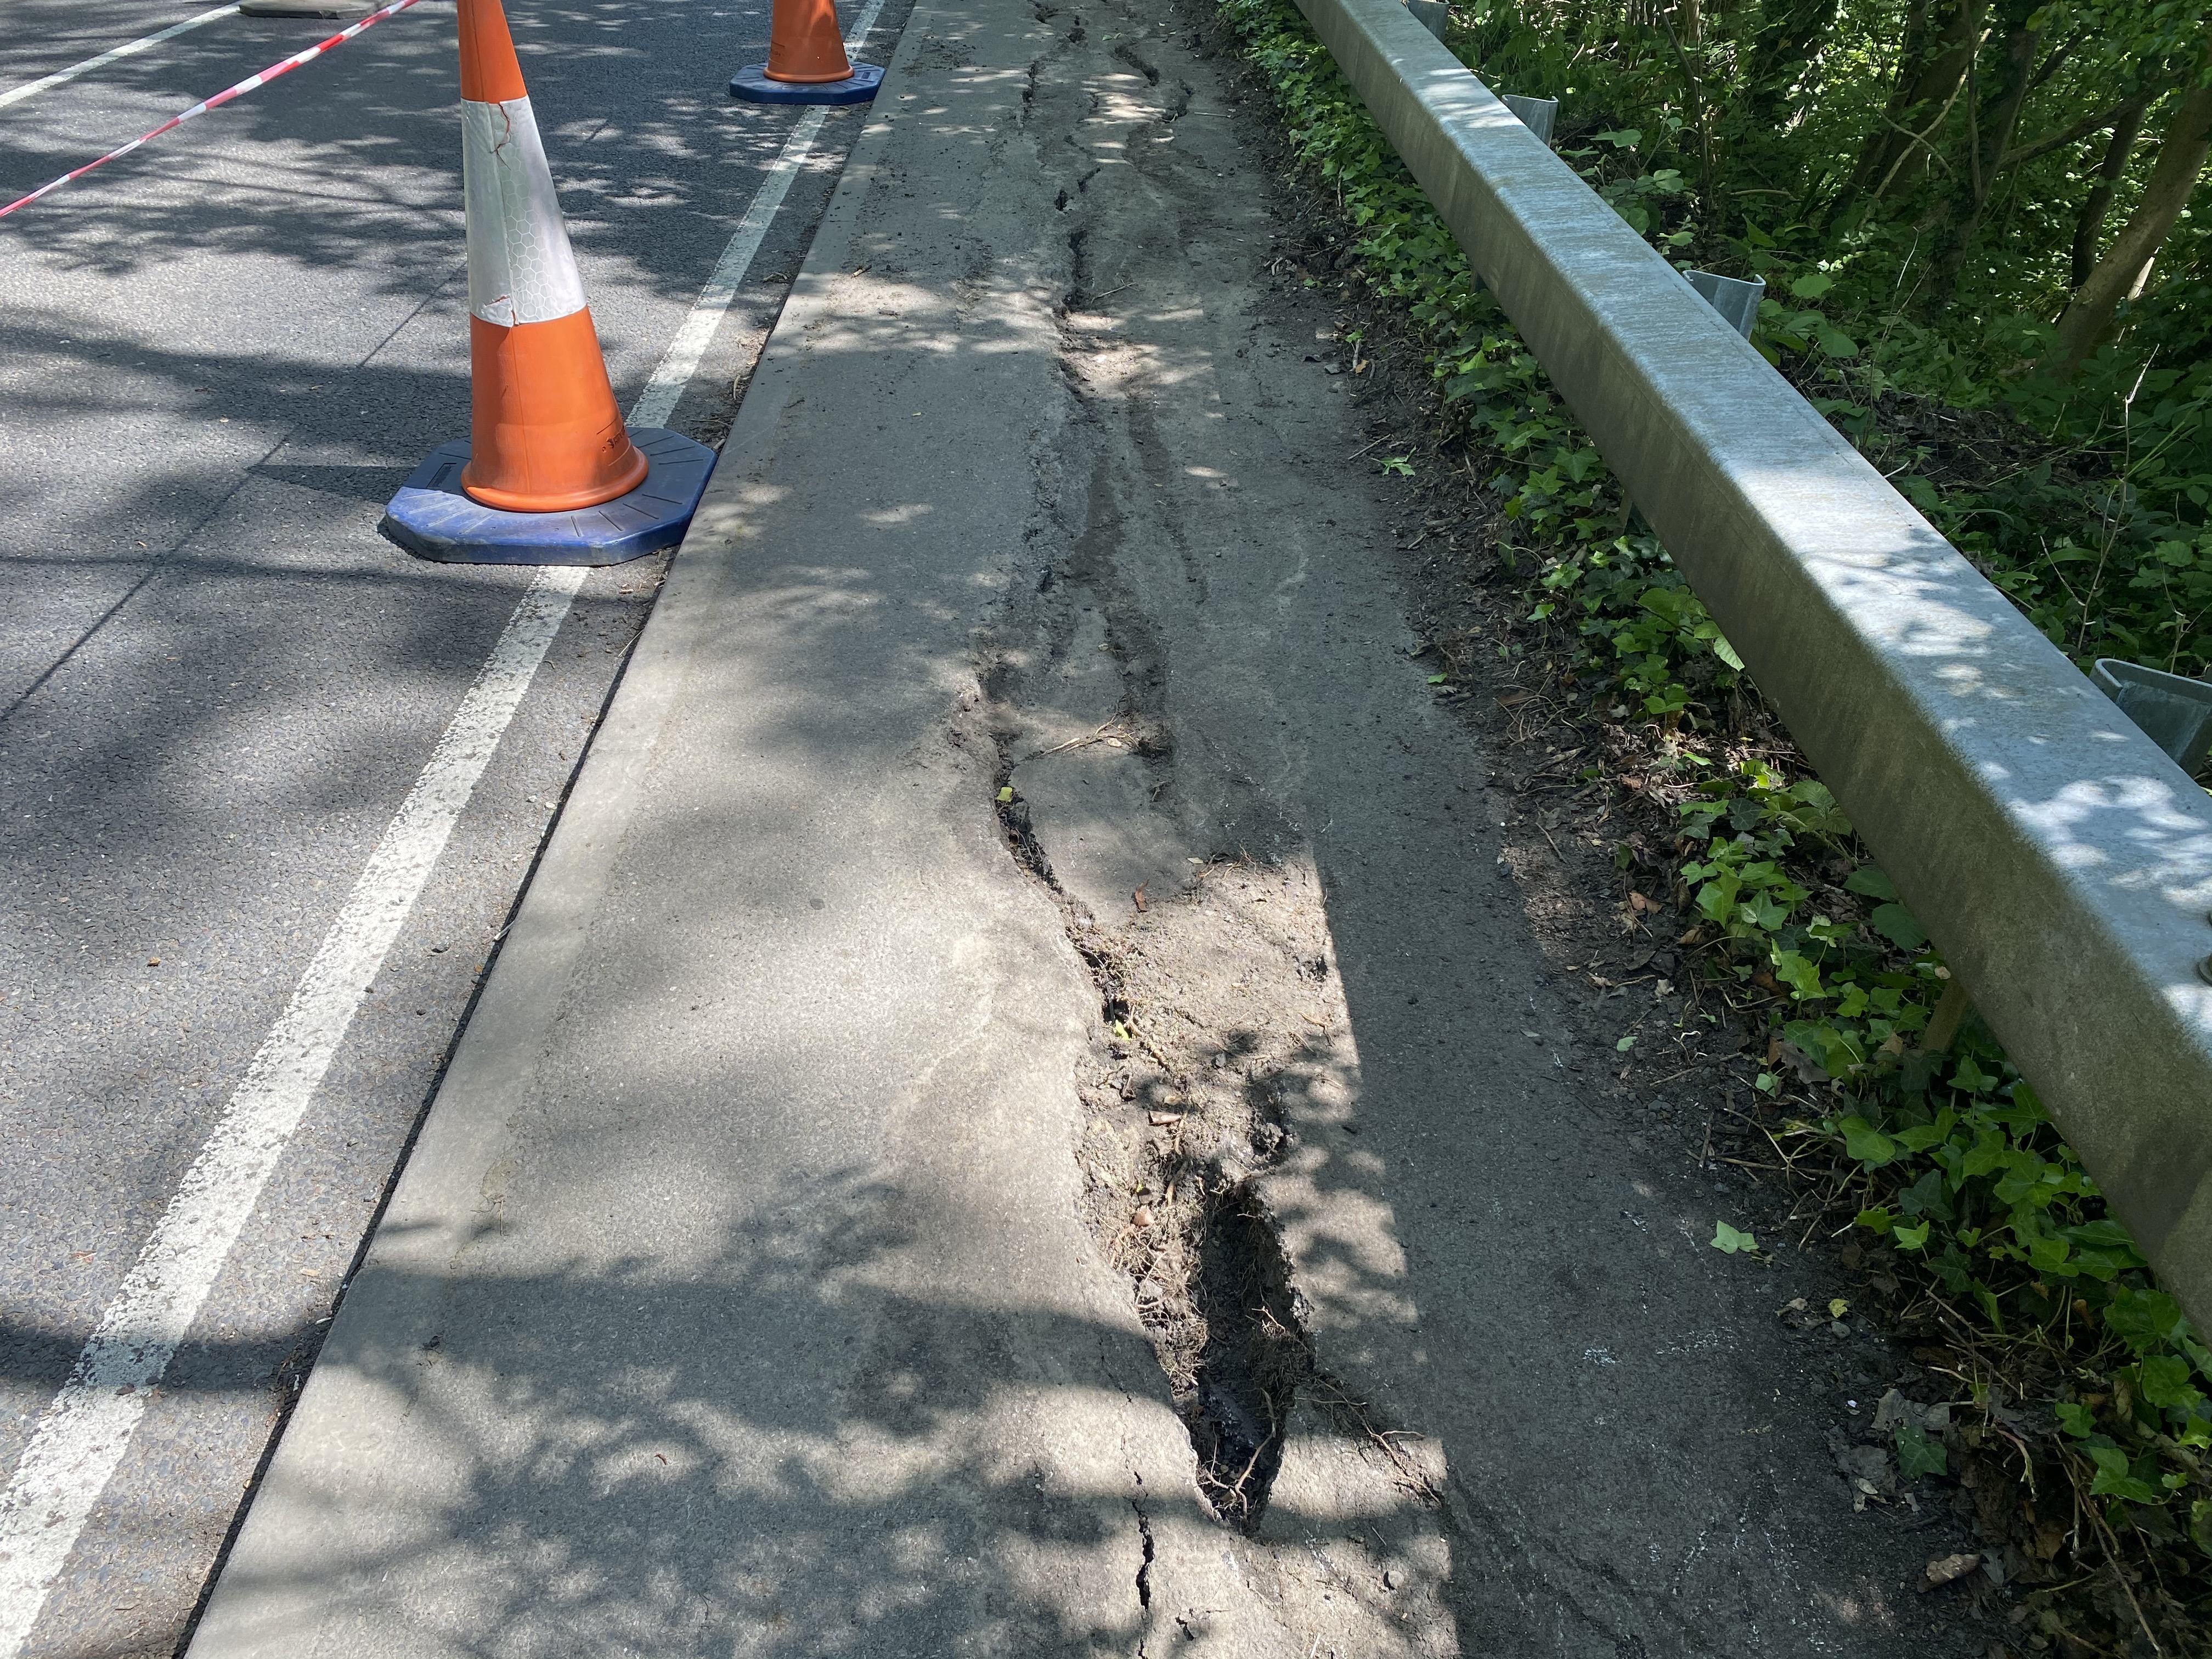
[{"x1": 462, "y1": 96, "x2": 588, "y2": 328}]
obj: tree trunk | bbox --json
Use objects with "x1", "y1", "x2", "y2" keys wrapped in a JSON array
[
  {"x1": 2053, "y1": 78, "x2": 2212, "y2": 365},
  {"x1": 1744, "y1": 0, "x2": 1843, "y2": 131},
  {"x1": 1920, "y1": 0, "x2": 2041, "y2": 295},
  {"x1": 2070, "y1": 98, "x2": 2148, "y2": 289},
  {"x1": 1831, "y1": 0, "x2": 1981, "y2": 225}
]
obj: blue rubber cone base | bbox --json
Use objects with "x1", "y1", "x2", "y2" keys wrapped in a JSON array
[
  {"x1": 379, "y1": 428, "x2": 716, "y2": 566},
  {"x1": 729, "y1": 61, "x2": 882, "y2": 104}
]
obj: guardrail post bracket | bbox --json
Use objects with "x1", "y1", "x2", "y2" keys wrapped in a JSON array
[{"x1": 1683, "y1": 269, "x2": 1764, "y2": 340}]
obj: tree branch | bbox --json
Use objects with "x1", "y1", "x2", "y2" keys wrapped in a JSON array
[
  {"x1": 1998, "y1": 95, "x2": 2155, "y2": 174},
  {"x1": 2027, "y1": 27, "x2": 2085, "y2": 94},
  {"x1": 2052, "y1": 73, "x2": 2212, "y2": 366}
]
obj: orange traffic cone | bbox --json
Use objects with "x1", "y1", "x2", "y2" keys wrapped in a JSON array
[
  {"x1": 730, "y1": 0, "x2": 883, "y2": 105},
  {"x1": 765, "y1": 0, "x2": 854, "y2": 82},
  {"x1": 379, "y1": 0, "x2": 718, "y2": 565},
  {"x1": 454, "y1": 0, "x2": 644, "y2": 511}
]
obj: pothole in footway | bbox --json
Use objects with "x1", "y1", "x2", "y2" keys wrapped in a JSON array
[
  {"x1": 991, "y1": 767, "x2": 1326, "y2": 1529},
  {"x1": 1176, "y1": 1177, "x2": 1310, "y2": 1522},
  {"x1": 1075, "y1": 960, "x2": 1319, "y2": 1532}
]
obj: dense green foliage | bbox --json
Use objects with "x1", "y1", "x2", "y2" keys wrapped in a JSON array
[
  {"x1": 1217, "y1": 0, "x2": 2212, "y2": 1633},
  {"x1": 1459, "y1": 0, "x2": 2212, "y2": 679}
]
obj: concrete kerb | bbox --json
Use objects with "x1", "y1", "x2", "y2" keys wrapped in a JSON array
[{"x1": 1288, "y1": 0, "x2": 2212, "y2": 1325}]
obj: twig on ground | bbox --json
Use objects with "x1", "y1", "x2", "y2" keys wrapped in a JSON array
[{"x1": 1024, "y1": 721, "x2": 1127, "y2": 762}]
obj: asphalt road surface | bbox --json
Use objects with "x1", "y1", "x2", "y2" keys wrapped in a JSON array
[{"x1": 0, "y1": 3, "x2": 904, "y2": 1654}]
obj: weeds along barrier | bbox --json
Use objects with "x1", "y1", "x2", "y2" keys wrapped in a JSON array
[{"x1": 1286, "y1": 0, "x2": 2212, "y2": 1323}]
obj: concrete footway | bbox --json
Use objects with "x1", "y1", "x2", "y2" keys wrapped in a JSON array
[{"x1": 182, "y1": 0, "x2": 1985, "y2": 1652}]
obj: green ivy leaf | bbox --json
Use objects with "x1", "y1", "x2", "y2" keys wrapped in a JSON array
[
  {"x1": 2027, "y1": 1234, "x2": 2074, "y2": 1274},
  {"x1": 2138, "y1": 1354, "x2": 2205, "y2": 1413},
  {"x1": 1844, "y1": 865, "x2": 1899, "y2": 901},
  {"x1": 2087, "y1": 1443, "x2": 2164, "y2": 1505},
  {"x1": 2066, "y1": 1219, "x2": 2138, "y2": 1256},
  {"x1": 1869, "y1": 903, "x2": 1928, "y2": 950},
  {"x1": 1711, "y1": 1220, "x2": 1757, "y2": 1254},
  {"x1": 1839, "y1": 1116, "x2": 1899, "y2": 1167},
  {"x1": 1771, "y1": 951, "x2": 1824, "y2": 1000},
  {"x1": 1891, "y1": 1114, "x2": 1956, "y2": 1154},
  {"x1": 1952, "y1": 1054, "x2": 1997, "y2": 1094},
  {"x1": 1894, "y1": 1420, "x2": 1948, "y2": 1477},
  {"x1": 2104, "y1": 1286, "x2": 2190, "y2": 1356}
]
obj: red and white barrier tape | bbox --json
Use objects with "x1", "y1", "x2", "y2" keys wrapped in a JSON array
[{"x1": 0, "y1": 0, "x2": 425, "y2": 222}]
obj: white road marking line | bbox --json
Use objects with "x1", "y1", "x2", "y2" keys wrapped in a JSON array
[
  {"x1": 0, "y1": 21, "x2": 908, "y2": 1634},
  {"x1": 0, "y1": 5, "x2": 237, "y2": 112},
  {"x1": 628, "y1": 106, "x2": 825, "y2": 426},
  {"x1": 0, "y1": 0, "x2": 424, "y2": 222},
  {"x1": 629, "y1": 0, "x2": 889, "y2": 426},
  {"x1": 0, "y1": 567, "x2": 582, "y2": 1659}
]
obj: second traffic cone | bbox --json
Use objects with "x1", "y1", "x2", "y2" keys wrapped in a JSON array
[
  {"x1": 764, "y1": 0, "x2": 854, "y2": 82},
  {"x1": 455, "y1": 0, "x2": 644, "y2": 511},
  {"x1": 730, "y1": 0, "x2": 881, "y2": 105}
]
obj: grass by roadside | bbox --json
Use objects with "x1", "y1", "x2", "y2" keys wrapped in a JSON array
[{"x1": 1212, "y1": 0, "x2": 2212, "y2": 1649}]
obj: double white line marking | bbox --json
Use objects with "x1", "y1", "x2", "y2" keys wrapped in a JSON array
[{"x1": 0, "y1": 1, "x2": 888, "y2": 1647}]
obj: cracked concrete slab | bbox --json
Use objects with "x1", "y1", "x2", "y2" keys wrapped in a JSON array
[{"x1": 1003, "y1": 603, "x2": 1199, "y2": 922}]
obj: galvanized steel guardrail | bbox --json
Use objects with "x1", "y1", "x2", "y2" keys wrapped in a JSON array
[{"x1": 1288, "y1": 0, "x2": 2212, "y2": 1325}]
